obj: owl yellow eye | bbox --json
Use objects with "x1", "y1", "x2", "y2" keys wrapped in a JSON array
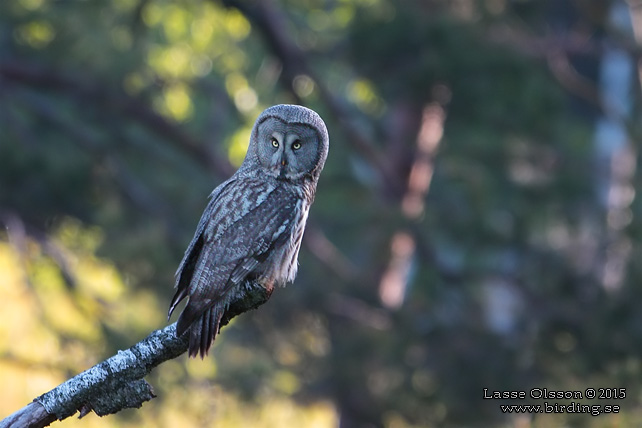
[
  {"x1": 292, "y1": 141, "x2": 302, "y2": 150},
  {"x1": 271, "y1": 137, "x2": 279, "y2": 148}
]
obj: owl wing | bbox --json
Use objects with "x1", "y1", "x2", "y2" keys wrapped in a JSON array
[
  {"x1": 169, "y1": 177, "x2": 299, "y2": 339},
  {"x1": 167, "y1": 176, "x2": 237, "y2": 317}
]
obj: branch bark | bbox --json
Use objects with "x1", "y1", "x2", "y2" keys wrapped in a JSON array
[{"x1": 0, "y1": 280, "x2": 271, "y2": 428}]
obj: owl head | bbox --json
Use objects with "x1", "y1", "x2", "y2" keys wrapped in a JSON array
[{"x1": 241, "y1": 104, "x2": 329, "y2": 181}]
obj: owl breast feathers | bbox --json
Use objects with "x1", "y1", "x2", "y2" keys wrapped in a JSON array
[{"x1": 168, "y1": 104, "x2": 328, "y2": 357}]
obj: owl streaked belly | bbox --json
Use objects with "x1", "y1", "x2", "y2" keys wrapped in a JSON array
[{"x1": 261, "y1": 198, "x2": 310, "y2": 288}]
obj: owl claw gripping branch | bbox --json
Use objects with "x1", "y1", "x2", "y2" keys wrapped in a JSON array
[{"x1": 168, "y1": 105, "x2": 329, "y2": 358}]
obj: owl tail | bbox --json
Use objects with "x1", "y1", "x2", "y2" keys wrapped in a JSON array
[{"x1": 177, "y1": 303, "x2": 225, "y2": 358}]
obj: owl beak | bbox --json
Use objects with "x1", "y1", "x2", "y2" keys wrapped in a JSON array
[{"x1": 279, "y1": 154, "x2": 288, "y2": 178}]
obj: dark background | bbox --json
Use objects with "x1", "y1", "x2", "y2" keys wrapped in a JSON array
[{"x1": 2, "y1": 0, "x2": 642, "y2": 426}]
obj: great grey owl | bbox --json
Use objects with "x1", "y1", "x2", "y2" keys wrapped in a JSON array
[{"x1": 168, "y1": 104, "x2": 329, "y2": 357}]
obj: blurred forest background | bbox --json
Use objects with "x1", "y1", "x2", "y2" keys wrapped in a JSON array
[{"x1": 2, "y1": 0, "x2": 642, "y2": 426}]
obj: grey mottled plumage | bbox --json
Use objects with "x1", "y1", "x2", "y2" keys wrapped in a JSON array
[{"x1": 168, "y1": 104, "x2": 329, "y2": 357}]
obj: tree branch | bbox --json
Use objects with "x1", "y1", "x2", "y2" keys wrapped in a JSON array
[
  {"x1": 0, "y1": 280, "x2": 271, "y2": 428},
  {"x1": 0, "y1": 60, "x2": 235, "y2": 179}
]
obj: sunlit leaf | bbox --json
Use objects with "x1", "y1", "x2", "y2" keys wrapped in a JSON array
[
  {"x1": 14, "y1": 21, "x2": 55, "y2": 49},
  {"x1": 224, "y1": 9, "x2": 251, "y2": 41},
  {"x1": 227, "y1": 126, "x2": 252, "y2": 167}
]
